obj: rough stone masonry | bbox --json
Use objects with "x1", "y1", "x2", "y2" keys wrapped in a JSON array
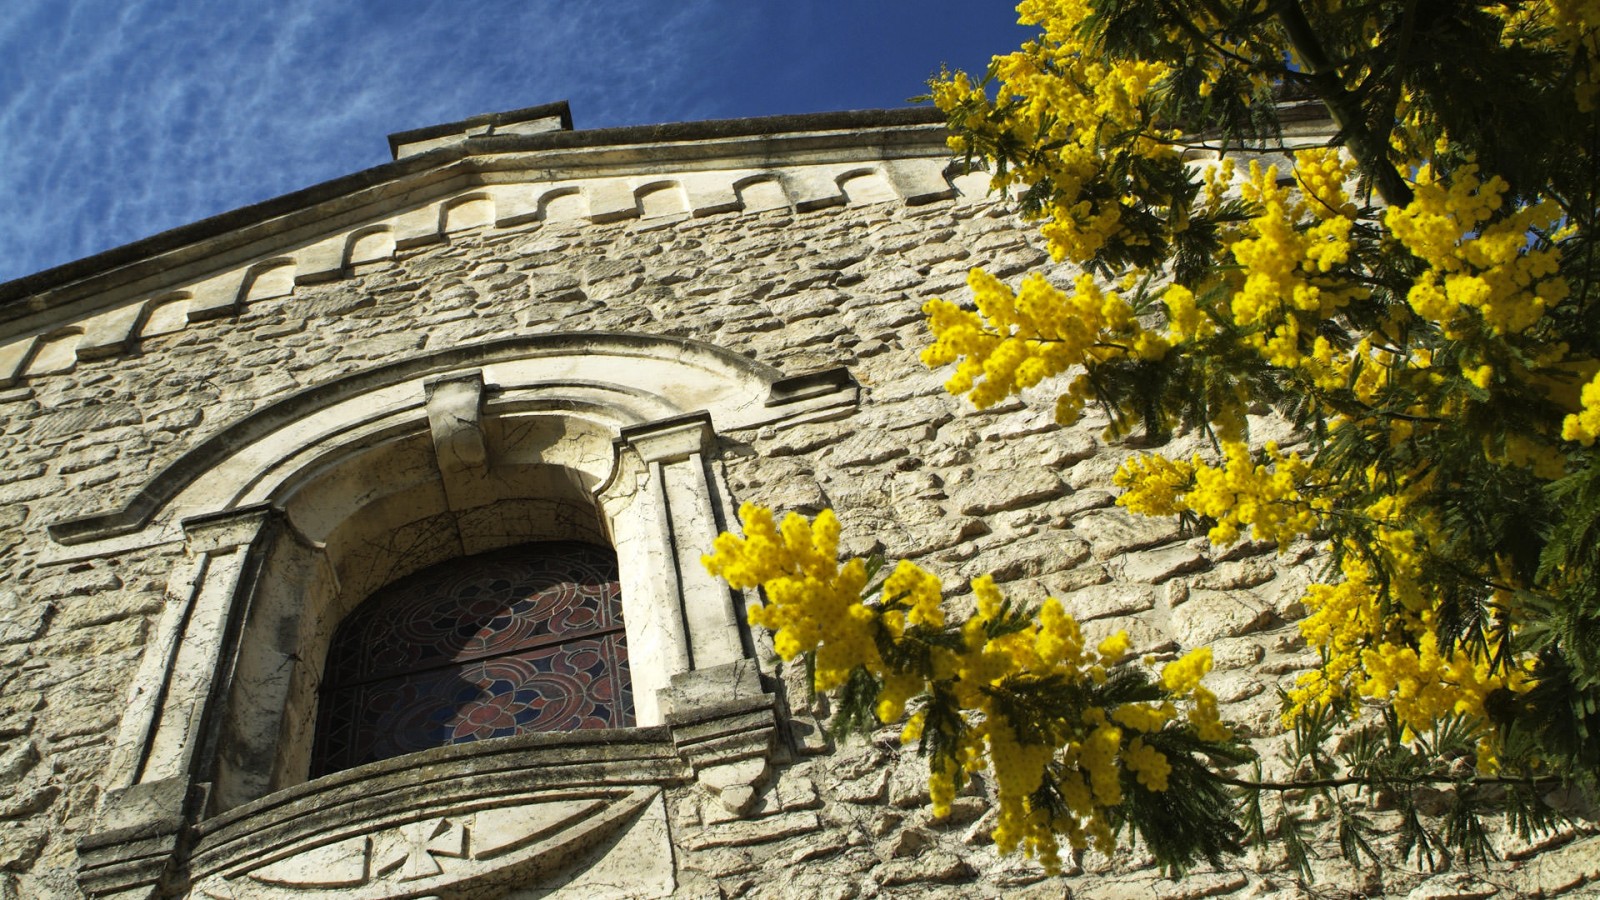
[{"x1": 0, "y1": 103, "x2": 1594, "y2": 899}]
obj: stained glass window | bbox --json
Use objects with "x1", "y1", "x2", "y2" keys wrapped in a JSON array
[{"x1": 311, "y1": 541, "x2": 633, "y2": 775}]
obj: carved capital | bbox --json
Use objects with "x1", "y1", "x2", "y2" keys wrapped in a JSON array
[{"x1": 620, "y1": 411, "x2": 714, "y2": 464}]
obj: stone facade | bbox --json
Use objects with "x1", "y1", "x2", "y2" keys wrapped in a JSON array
[{"x1": 0, "y1": 103, "x2": 1595, "y2": 899}]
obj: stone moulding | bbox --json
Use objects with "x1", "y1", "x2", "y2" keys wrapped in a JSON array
[
  {"x1": 187, "y1": 729, "x2": 682, "y2": 899},
  {"x1": 48, "y1": 332, "x2": 858, "y2": 549},
  {"x1": 68, "y1": 332, "x2": 829, "y2": 899}
]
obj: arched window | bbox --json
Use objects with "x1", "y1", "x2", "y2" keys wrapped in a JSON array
[
  {"x1": 311, "y1": 541, "x2": 634, "y2": 775},
  {"x1": 64, "y1": 335, "x2": 856, "y2": 897}
]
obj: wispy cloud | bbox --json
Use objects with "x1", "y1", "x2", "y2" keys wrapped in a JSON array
[{"x1": 0, "y1": 0, "x2": 1025, "y2": 285}]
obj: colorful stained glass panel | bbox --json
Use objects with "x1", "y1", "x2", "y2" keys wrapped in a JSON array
[{"x1": 312, "y1": 541, "x2": 632, "y2": 775}]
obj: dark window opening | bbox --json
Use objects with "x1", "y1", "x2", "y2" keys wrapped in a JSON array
[{"x1": 311, "y1": 541, "x2": 633, "y2": 776}]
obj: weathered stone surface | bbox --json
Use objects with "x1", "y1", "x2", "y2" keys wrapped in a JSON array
[
  {"x1": 1156, "y1": 874, "x2": 1253, "y2": 900},
  {"x1": 876, "y1": 850, "x2": 975, "y2": 887},
  {"x1": 28, "y1": 568, "x2": 121, "y2": 602},
  {"x1": 975, "y1": 532, "x2": 1092, "y2": 583},
  {"x1": 1118, "y1": 543, "x2": 1209, "y2": 584},
  {"x1": 836, "y1": 768, "x2": 889, "y2": 805},
  {"x1": 1209, "y1": 637, "x2": 1267, "y2": 670},
  {"x1": 1082, "y1": 616, "x2": 1173, "y2": 655},
  {"x1": 0, "y1": 826, "x2": 44, "y2": 872},
  {"x1": 31, "y1": 403, "x2": 142, "y2": 441},
  {"x1": 949, "y1": 466, "x2": 1068, "y2": 516},
  {"x1": 1072, "y1": 508, "x2": 1185, "y2": 559},
  {"x1": 1509, "y1": 835, "x2": 1600, "y2": 897},
  {"x1": 0, "y1": 593, "x2": 49, "y2": 646},
  {"x1": 687, "y1": 811, "x2": 824, "y2": 850},
  {"x1": 0, "y1": 784, "x2": 58, "y2": 819},
  {"x1": 1190, "y1": 557, "x2": 1276, "y2": 591},
  {"x1": 0, "y1": 740, "x2": 38, "y2": 787},
  {"x1": 1055, "y1": 583, "x2": 1159, "y2": 622},
  {"x1": 888, "y1": 760, "x2": 932, "y2": 809},
  {"x1": 1169, "y1": 588, "x2": 1274, "y2": 647},
  {"x1": 1404, "y1": 872, "x2": 1500, "y2": 900}
]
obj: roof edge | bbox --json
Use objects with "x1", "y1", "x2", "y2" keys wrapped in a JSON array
[
  {"x1": 0, "y1": 106, "x2": 947, "y2": 312},
  {"x1": 468, "y1": 106, "x2": 945, "y2": 155}
]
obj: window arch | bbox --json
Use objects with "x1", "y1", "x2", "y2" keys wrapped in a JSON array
[
  {"x1": 62, "y1": 334, "x2": 857, "y2": 898},
  {"x1": 311, "y1": 541, "x2": 633, "y2": 776}
]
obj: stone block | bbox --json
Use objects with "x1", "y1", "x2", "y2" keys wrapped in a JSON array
[
  {"x1": 876, "y1": 850, "x2": 974, "y2": 886},
  {"x1": 392, "y1": 205, "x2": 443, "y2": 249},
  {"x1": 976, "y1": 533, "x2": 1092, "y2": 583},
  {"x1": 0, "y1": 740, "x2": 38, "y2": 787},
  {"x1": 1118, "y1": 544, "x2": 1209, "y2": 584},
  {"x1": 686, "y1": 811, "x2": 823, "y2": 850},
  {"x1": 1082, "y1": 616, "x2": 1172, "y2": 656},
  {"x1": 0, "y1": 340, "x2": 32, "y2": 386},
  {"x1": 784, "y1": 172, "x2": 846, "y2": 212},
  {"x1": 1510, "y1": 835, "x2": 1600, "y2": 897},
  {"x1": 1054, "y1": 582, "x2": 1159, "y2": 622},
  {"x1": 186, "y1": 271, "x2": 245, "y2": 321},
  {"x1": 0, "y1": 784, "x2": 59, "y2": 820},
  {"x1": 884, "y1": 158, "x2": 956, "y2": 205},
  {"x1": 1169, "y1": 589, "x2": 1273, "y2": 647},
  {"x1": 1072, "y1": 508, "x2": 1185, "y2": 559},
  {"x1": 1153, "y1": 872, "x2": 1250, "y2": 899},
  {"x1": 293, "y1": 235, "x2": 347, "y2": 283},
  {"x1": 76, "y1": 305, "x2": 144, "y2": 360},
  {"x1": 835, "y1": 768, "x2": 889, "y2": 805},
  {"x1": 587, "y1": 182, "x2": 639, "y2": 224},
  {"x1": 687, "y1": 181, "x2": 740, "y2": 217},
  {"x1": 949, "y1": 467, "x2": 1067, "y2": 516},
  {"x1": 0, "y1": 826, "x2": 44, "y2": 873}
]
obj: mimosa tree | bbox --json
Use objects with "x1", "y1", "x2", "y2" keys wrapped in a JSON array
[{"x1": 707, "y1": 0, "x2": 1600, "y2": 878}]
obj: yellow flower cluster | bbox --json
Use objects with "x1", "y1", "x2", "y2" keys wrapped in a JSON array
[
  {"x1": 702, "y1": 504, "x2": 874, "y2": 690},
  {"x1": 1501, "y1": 0, "x2": 1600, "y2": 109},
  {"x1": 923, "y1": 268, "x2": 1165, "y2": 417},
  {"x1": 1385, "y1": 165, "x2": 1569, "y2": 337},
  {"x1": 933, "y1": 0, "x2": 1178, "y2": 265},
  {"x1": 1293, "y1": 147, "x2": 1359, "y2": 220},
  {"x1": 1274, "y1": 467, "x2": 1538, "y2": 738},
  {"x1": 1359, "y1": 626, "x2": 1530, "y2": 736},
  {"x1": 1161, "y1": 647, "x2": 1232, "y2": 742},
  {"x1": 704, "y1": 504, "x2": 1235, "y2": 871},
  {"x1": 919, "y1": 0, "x2": 1600, "y2": 840},
  {"x1": 1161, "y1": 284, "x2": 1211, "y2": 343},
  {"x1": 1561, "y1": 370, "x2": 1600, "y2": 445},
  {"x1": 1114, "y1": 442, "x2": 1321, "y2": 547},
  {"x1": 1226, "y1": 159, "x2": 1367, "y2": 379}
]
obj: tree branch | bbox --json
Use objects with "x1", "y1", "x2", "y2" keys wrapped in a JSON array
[
  {"x1": 1218, "y1": 772, "x2": 1563, "y2": 791},
  {"x1": 1270, "y1": 0, "x2": 1414, "y2": 207}
]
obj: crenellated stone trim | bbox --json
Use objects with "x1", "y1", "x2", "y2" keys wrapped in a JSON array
[{"x1": 0, "y1": 138, "x2": 960, "y2": 384}]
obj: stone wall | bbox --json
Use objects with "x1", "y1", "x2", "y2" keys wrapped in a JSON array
[{"x1": 0, "y1": 113, "x2": 1596, "y2": 899}]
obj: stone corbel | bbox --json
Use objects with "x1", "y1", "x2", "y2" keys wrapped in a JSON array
[
  {"x1": 424, "y1": 370, "x2": 489, "y2": 514},
  {"x1": 663, "y1": 661, "x2": 780, "y2": 816}
]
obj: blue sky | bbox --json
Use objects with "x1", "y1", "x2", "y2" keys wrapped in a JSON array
[{"x1": 0, "y1": 2, "x2": 1032, "y2": 285}]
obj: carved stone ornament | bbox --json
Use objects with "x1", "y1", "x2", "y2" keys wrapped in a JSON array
[{"x1": 193, "y1": 787, "x2": 670, "y2": 899}]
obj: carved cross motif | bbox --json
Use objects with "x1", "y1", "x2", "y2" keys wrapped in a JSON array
[{"x1": 374, "y1": 817, "x2": 468, "y2": 881}]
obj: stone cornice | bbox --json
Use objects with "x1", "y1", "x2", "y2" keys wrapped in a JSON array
[{"x1": 0, "y1": 106, "x2": 948, "y2": 332}]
